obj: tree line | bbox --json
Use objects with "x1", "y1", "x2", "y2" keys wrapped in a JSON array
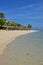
[{"x1": 0, "y1": 13, "x2": 32, "y2": 30}]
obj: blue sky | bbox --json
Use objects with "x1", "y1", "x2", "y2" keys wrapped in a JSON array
[{"x1": 0, "y1": 0, "x2": 43, "y2": 30}]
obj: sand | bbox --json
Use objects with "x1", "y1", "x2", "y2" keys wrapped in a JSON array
[{"x1": 0, "y1": 30, "x2": 37, "y2": 55}]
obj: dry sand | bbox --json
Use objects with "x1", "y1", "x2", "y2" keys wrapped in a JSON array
[{"x1": 0, "y1": 30, "x2": 37, "y2": 55}]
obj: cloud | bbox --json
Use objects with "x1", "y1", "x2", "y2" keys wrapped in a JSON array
[
  {"x1": 15, "y1": 3, "x2": 43, "y2": 19},
  {"x1": 16, "y1": 3, "x2": 42, "y2": 10},
  {"x1": 16, "y1": 4, "x2": 34, "y2": 9},
  {"x1": 16, "y1": 3, "x2": 43, "y2": 11},
  {"x1": 21, "y1": 5, "x2": 33, "y2": 9}
]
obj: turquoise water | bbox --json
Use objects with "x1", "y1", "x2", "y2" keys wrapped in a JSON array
[{"x1": 0, "y1": 31, "x2": 43, "y2": 65}]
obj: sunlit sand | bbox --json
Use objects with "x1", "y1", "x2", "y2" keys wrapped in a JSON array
[{"x1": 0, "y1": 30, "x2": 37, "y2": 55}]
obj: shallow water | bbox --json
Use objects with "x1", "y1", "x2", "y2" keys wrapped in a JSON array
[{"x1": 0, "y1": 31, "x2": 43, "y2": 65}]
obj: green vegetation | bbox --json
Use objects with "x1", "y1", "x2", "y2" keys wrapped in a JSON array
[
  {"x1": 0, "y1": 13, "x2": 32, "y2": 30},
  {"x1": 11, "y1": 22, "x2": 17, "y2": 27},
  {"x1": 0, "y1": 13, "x2": 5, "y2": 28},
  {"x1": 0, "y1": 19, "x2": 5, "y2": 27},
  {"x1": 28, "y1": 24, "x2": 32, "y2": 30},
  {"x1": 0, "y1": 13, "x2": 5, "y2": 19}
]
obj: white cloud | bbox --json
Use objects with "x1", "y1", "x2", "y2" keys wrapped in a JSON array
[{"x1": 16, "y1": 4, "x2": 34, "y2": 9}]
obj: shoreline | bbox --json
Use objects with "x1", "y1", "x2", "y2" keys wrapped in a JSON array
[{"x1": 0, "y1": 30, "x2": 38, "y2": 55}]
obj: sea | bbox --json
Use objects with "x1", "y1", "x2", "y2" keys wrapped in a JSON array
[{"x1": 0, "y1": 31, "x2": 43, "y2": 65}]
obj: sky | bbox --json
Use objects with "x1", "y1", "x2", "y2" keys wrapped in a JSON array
[{"x1": 0, "y1": 0, "x2": 43, "y2": 30}]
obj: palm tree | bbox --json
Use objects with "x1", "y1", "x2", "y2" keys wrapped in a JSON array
[
  {"x1": 0, "y1": 13, "x2": 5, "y2": 28},
  {"x1": 28, "y1": 24, "x2": 32, "y2": 30},
  {"x1": 0, "y1": 13, "x2": 5, "y2": 19}
]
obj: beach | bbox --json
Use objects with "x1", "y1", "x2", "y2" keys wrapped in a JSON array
[
  {"x1": 0, "y1": 30, "x2": 37, "y2": 55},
  {"x1": 0, "y1": 30, "x2": 43, "y2": 65}
]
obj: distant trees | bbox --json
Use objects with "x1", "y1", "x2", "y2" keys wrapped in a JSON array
[
  {"x1": 16, "y1": 23, "x2": 21, "y2": 29},
  {"x1": 21, "y1": 25, "x2": 27, "y2": 30},
  {"x1": 16, "y1": 24, "x2": 27, "y2": 30},
  {"x1": 28, "y1": 24, "x2": 32, "y2": 30},
  {"x1": 0, "y1": 12, "x2": 32, "y2": 30},
  {"x1": 11, "y1": 22, "x2": 17, "y2": 28}
]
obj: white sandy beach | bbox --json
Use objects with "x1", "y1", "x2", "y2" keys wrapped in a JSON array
[{"x1": 0, "y1": 30, "x2": 37, "y2": 55}]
